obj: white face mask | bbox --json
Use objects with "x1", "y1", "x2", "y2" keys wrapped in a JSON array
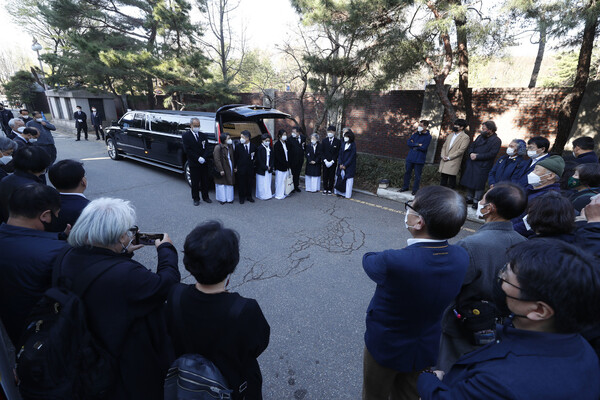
[
  {"x1": 404, "y1": 212, "x2": 418, "y2": 230},
  {"x1": 36, "y1": 118, "x2": 43, "y2": 122},
  {"x1": 527, "y1": 150, "x2": 539, "y2": 159},
  {"x1": 281, "y1": 135, "x2": 287, "y2": 141},
  {"x1": 291, "y1": 132, "x2": 297, "y2": 138},
  {"x1": 572, "y1": 151, "x2": 577, "y2": 159},
  {"x1": 476, "y1": 202, "x2": 489, "y2": 219},
  {"x1": 192, "y1": 127, "x2": 200, "y2": 134},
  {"x1": 29, "y1": 138, "x2": 37, "y2": 143},
  {"x1": 240, "y1": 137, "x2": 246, "y2": 144},
  {"x1": 506, "y1": 147, "x2": 515, "y2": 156},
  {"x1": 263, "y1": 141, "x2": 270, "y2": 147},
  {"x1": 344, "y1": 136, "x2": 350, "y2": 143},
  {"x1": 417, "y1": 126, "x2": 424, "y2": 132},
  {"x1": 327, "y1": 132, "x2": 334, "y2": 138},
  {"x1": 311, "y1": 139, "x2": 317, "y2": 145},
  {"x1": 527, "y1": 172, "x2": 542, "y2": 186},
  {"x1": 92, "y1": 109, "x2": 96, "y2": 112},
  {"x1": 225, "y1": 139, "x2": 233, "y2": 145},
  {"x1": 0, "y1": 155, "x2": 12, "y2": 165},
  {"x1": 17, "y1": 126, "x2": 25, "y2": 133}
]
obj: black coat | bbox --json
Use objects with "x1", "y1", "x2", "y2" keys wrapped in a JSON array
[
  {"x1": 166, "y1": 284, "x2": 270, "y2": 400},
  {"x1": 305, "y1": 142, "x2": 322, "y2": 177},
  {"x1": 53, "y1": 193, "x2": 90, "y2": 232},
  {"x1": 90, "y1": 111, "x2": 104, "y2": 127},
  {"x1": 254, "y1": 144, "x2": 273, "y2": 176},
  {"x1": 182, "y1": 130, "x2": 210, "y2": 168},
  {"x1": 73, "y1": 111, "x2": 87, "y2": 128},
  {"x1": 288, "y1": 134, "x2": 306, "y2": 169},
  {"x1": 234, "y1": 142, "x2": 257, "y2": 175},
  {"x1": 321, "y1": 137, "x2": 341, "y2": 164},
  {"x1": 273, "y1": 140, "x2": 289, "y2": 172},
  {"x1": 0, "y1": 170, "x2": 44, "y2": 223},
  {"x1": 13, "y1": 135, "x2": 29, "y2": 149},
  {"x1": 460, "y1": 133, "x2": 502, "y2": 190},
  {"x1": 58, "y1": 244, "x2": 180, "y2": 400}
]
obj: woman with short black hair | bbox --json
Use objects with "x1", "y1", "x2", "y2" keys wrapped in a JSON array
[
  {"x1": 166, "y1": 221, "x2": 270, "y2": 400},
  {"x1": 568, "y1": 163, "x2": 600, "y2": 212},
  {"x1": 255, "y1": 133, "x2": 273, "y2": 200},
  {"x1": 334, "y1": 128, "x2": 357, "y2": 198}
]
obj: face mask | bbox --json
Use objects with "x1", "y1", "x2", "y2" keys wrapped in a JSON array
[
  {"x1": 0, "y1": 155, "x2": 12, "y2": 165},
  {"x1": 36, "y1": 118, "x2": 43, "y2": 122},
  {"x1": 344, "y1": 136, "x2": 350, "y2": 143},
  {"x1": 240, "y1": 137, "x2": 246, "y2": 144},
  {"x1": 92, "y1": 109, "x2": 96, "y2": 112},
  {"x1": 291, "y1": 132, "x2": 297, "y2": 138},
  {"x1": 18, "y1": 127, "x2": 25, "y2": 133},
  {"x1": 568, "y1": 177, "x2": 580, "y2": 189},
  {"x1": 522, "y1": 215, "x2": 532, "y2": 231},
  {"x1": 226, "y1": 139, "x2": 233, "y2": 145},
  {"x1": 311, "y1": 139, "x2": 317, "y2": 145},
  {"x1": 476, "y1": 202, "x2": 490, "y2": 219},
  {"x1": 263, "y1": 141, "x2": 270, "y2": 147},
  {"x1": 491, "y1": 276, "x2": 512, "y2": 319},
  {"x1": 327, "y1": 132, "x2": 334, "y2": 138},
  {"x1": 527, "y1": 150, "x2": 538, "y2": 159},
  {"x1": 452, "y1": 126, "x2": 460, "y2": 132},
  {"x1": 121, "y1": 236, "x2": 134, "y2": 254},
  {"x1": 42, "y1": 212, "x2": 58, "y2": 232},
  {"x1": 281, "y1": 135, "x2": 287, "y2": 141},
  {"x1": 29, "y1": 138, "x2": 38, "y2": 143},
  {"x1": 506, "y1": 147, "x2": 515, "y2": 156},
  {"x1": 404, "y1": 212, "x2": 418, "y2": 230},
  {"x1": 417, "y1": 126, "x2": 424, "y2": 132},
  {"x1": 527, "y1": 172, "x2": 542, "y2": 186},
  {"x1": 192, "y1": 127, "x2": 200, "y2": 133}
]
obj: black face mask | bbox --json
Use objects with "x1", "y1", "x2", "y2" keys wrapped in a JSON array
[
  {"x1": 491, "y1": 277, "x2": 512, "y2": 319},
  {"x1": 452, "y1": 126, "x2": 460, "y2": 132},
  {"x1": 42, "y1": 212, "x2": 59, "y2": 232}
]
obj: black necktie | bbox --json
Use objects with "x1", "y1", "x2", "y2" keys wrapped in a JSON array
[{"x1": 246, "y1": 144, "x2": 249, "y2": 154}]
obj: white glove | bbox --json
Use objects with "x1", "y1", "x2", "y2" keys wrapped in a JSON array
[
  {"x1": 198, "y1": 157, "x2": 205, "y2": 164},
  {"x1": 341, "y1": 170, "x2": 345, "y2": 179}
]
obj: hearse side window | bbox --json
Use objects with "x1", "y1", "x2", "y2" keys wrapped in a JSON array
[
  {"x1": 120, "y1": 112, "x2": 134, "y2": 128},
  {"x1": 151, "y1": 115, "x2": 177, "y2": 134},
  {"x1": 132, "y1": 113, "x2": 146, "y2": 129}
]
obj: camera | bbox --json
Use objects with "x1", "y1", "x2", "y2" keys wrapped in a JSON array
[{"x1": 134, "y1": 232, "x2": 164, "y2": 246}]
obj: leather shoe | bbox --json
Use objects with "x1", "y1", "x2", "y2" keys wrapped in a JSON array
[
  {"x1": 295, "y1": 188, "x2": 301, "y2": 193},
  {"x1": 193, "y1": 200, "x2": 200, "y2": 206},
  {"x1": 247, "y1": 198, "x2": 254, "y2": 203},
  {"x1": 203, "y1": 198, "x2": 213, "y2": 204},
  {"x1": 240, "y1": 199, "x2": 245, "y2": 204}
]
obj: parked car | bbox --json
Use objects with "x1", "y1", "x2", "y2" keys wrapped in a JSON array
[{"x1": 105, "y1": 105, "x2": 297, "y2": 185}]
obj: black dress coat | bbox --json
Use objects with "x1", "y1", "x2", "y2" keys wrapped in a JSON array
[
  {"x1": 254, "y1": 144, "x2": 273, "y2": 176},
  {"x1": 52, "y1": 193, "x2": 90, "y2": 232},
  {"x1": 73, "y1": 111, "x2": 87, "y2": 128},
  {"x1": 305, "y1": 142, "x2": 322, "y2": 177},
  {"x1": 182, "y1": 130, "x2": 210, "y2": 168},
  {"x1": 166, "y1": 284, "x2": 270, "y2": 400},
  {"x1": 337, "y1": 142, "x2": 357, "y2": 179},
  {"x1": 234, "y1": 142, "x2": 257, "y2": 175},
  {"x1": 460, "y1": 133, "x2": 502, "y2": 190},
  {"x1": 0, "y1": 170, "x2": 44, "y2": 223},
  {"x1": 58, "y1": 244, "x2": 180, "y2": 400},
  {"x1": 273, "y1": 140, "x2": 289, "y2": 172},
  {"x1": 90, "y1": 111, "x2": 104, "y2": 127},
  {"x1": 288, "y1": 134, "x2": 306, "y2": 170},
  {"x1": 321, "y1": 137, "x2": 341, "y2": 164}
]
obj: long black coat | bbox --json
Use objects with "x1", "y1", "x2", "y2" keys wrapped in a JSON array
[
  {"x1": 273, "y1": 140, "x2": 289, "y2": 172},
  {"x1": 460, "y1": 133, "x2": 502, "y2": 190},
  {"x1": 254, "y1": 144, "x2": 273, "y2": 176},
  {"x1": 288, "y1": 134, "x2": 306, "y2": 170},
  {"x1": 234, "y1": 142, "x2": 257, "y2": 176},
  {"x1": 321, "y1": 136, "x2": 341, "y2": 164},
  {"x1": 58, "y1": 244, "x2": 180, "y2": 400},
  {"x1": 182, "y1": 130, "x2": 210, "y2": 168},
  {"x1": 305, "y1": 142, "x2": 322, "y2": 177}
]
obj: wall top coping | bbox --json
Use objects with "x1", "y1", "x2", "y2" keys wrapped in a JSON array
[{"x1": 45, "y1": 89, "x2": 115, "y2": 99}]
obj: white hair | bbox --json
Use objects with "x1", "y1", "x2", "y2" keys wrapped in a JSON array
[
  {"x1": 190, "y1": 117, "x2": 200, "y2": 124},
  {"x1": 0, "y1": 137, "x2": 17, "y2": 152},
  {"x1": 68, "y1": 197, "x2": 136, "y2": 248},
  {"x1": 8, "y1": 118, "x2": 23, "y2": 128}
]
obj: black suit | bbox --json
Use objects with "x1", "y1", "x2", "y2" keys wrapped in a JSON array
[
  {"x1": 90, "y1": 111, "x2": 105, "y2": 139},
  {"x1": 321, "y1": 136, "x2": 341, "y2": 191},
  {"x1": 182, "y1": 130, "x2": 211, "y2": 202},
  {"x1": 0, "y1": 171, "x2": 44, "y2": 223},
  {"x1": 74, "y1": 111, "x2": 88, "y2": 140},
  {"x1": 52, "y1": 193, "x2": 90, "y2": 232},
  {"x1": 274, "y1": 141, "x2": 289, "y2": 172},
  {"x1": 255, "y1": 144, "x2": 273, "y2": 175},
  {"x1": 288, "y1": 134, "x2": 306, "y2": 190},
  {"x1": 13, "y1": 135, "x2": 29, "y2": 149},
  {"x1": 234, "y1": 142, "x2": 256, "y2": 202},
  {"x1": 0, "y1": 108, "x2": 12, "y2": 135}
]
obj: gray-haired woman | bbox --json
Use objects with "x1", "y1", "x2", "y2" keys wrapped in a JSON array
[
  {"x1": 0, "y1": 136, "x2": 17, "y2": 181},
  {"x1": 57, "y1": 197, "x2": 180, "y2": 400}
]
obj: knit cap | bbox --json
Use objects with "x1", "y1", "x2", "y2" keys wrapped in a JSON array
[{"x1": 537, "y1": 155, "x2": 565, "y2": 177}]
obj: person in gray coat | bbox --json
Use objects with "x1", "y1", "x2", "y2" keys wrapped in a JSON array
[
  {"x1": 437, "y1": 183, "x2": 527, "y2": 372},
  {"x1": 26, "y1": 111, "x2": 57, "y2": 164}
]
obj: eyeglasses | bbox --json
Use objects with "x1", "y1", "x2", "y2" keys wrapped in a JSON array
[
  {"x1": 496, "y1": 264, "x2": 537, "y2": 302},
  {"x1": 127, "y1": 225, "x2": 139, "y2": 238},
  {"x1": 404, "y1": 200, "x2": 419, "y2": 214}
]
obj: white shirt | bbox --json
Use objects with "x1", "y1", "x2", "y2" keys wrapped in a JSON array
[
  {"x1": 282, "y1": 141, "x2": 288, "y2": 161},
  {"x1": 407, "y1": 238, "x2": 446, "y2": 246},
  {"x1": 448, "y1": 132, "x2": 460, "y2": 149},
  {"x1": 265, "y1": 146, "x2": 271, "y2": 166},
  {"x1": 530, "y1": 153, "x2": 547, "y2": 167},
  {"x1": 59, "y1": 192, "x2": 87, "y2": 198}
]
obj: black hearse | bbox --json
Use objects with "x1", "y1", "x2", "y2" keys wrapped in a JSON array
[{"x1": 105, "y1": 104, "x2": 297, "y2": 185}]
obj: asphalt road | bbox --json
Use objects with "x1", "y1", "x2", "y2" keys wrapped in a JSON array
[{"x1": 52, "y1": 132, "x2": 480, "y2": 400}]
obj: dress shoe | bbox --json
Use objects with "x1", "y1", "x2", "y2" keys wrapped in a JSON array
[
  {"x1": 295, "y1": 188, "x2": 301, "y2": 193},
  {"x1": 400, "y1": 188, "x2": 409, "y2": 192},
  {"x1": 322, "y1": 191, "x2": 327, "y2": 195},
  {"x1": 219, "y1": 201, "x2": 225, "y2": 205},
  {"x1": 247, "y1": 198, "x2": 254, "y2": 203},
  {"x1": 203, "y1": 198, "x2": 213, "y2": 204},
  {"x1": 75, "y1": 139, "x2": 80, "y2": 141},
  {"x1": 466, "y1": 199, "x2": 474, "y2": 205},
  {"x1": 240, "y1": 199, "x2": 245, "y2": 204},
  {"x1": 193, "y1": 200, "x2": 200, "y2": 206},
  {"x1": 411, "y1": 191, "x2": 417, "y2": 196},
  {"x1": 96, "y1": 137, "x2": 101, "y2": 140}
]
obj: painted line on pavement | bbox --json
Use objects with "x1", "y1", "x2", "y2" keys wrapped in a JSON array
[
  {"x1": 348, "y1": 197, "x2": 477, "y2": 233},
  {"x1": 81, "y1": 157, "x2": 111, "y2": 161}
]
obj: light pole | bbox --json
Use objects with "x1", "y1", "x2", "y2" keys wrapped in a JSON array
[{"x1": 31, "y1": 41, "x2": 49, "y2": 90}]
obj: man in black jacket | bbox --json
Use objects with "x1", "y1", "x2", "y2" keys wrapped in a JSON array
[
  {"x1": 74, "y1": 105, "x2": 88, "y2": 141},
  {"x1": 0, "y1": 103, "x2": 12, "y2": 135},
  {"x1": 288, "y1": 127, "x2": 306, "y2": 192},
  {"x1": 90, "y1": 106, "x2": 105, "y2": 140},
  {"x1": 182, "y1": 118, "x2": 212, "y2": 206},
  {"x1": 234, "y1": 130, "x2": 256, "y2": 204},
  {"x1": 321, "y1": 125, "x2": 341, "y2": 195},
  {"x1": 48, "y1": 159, "x2": 90, "y2": 232}
]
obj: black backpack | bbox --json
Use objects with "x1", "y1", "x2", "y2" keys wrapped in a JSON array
[
  {"x1": 16, "y1": 248, "x2": 118, "y2": 400},
  {"x1": 164, "y1": 284, "x2": 247, "y2": 400}
]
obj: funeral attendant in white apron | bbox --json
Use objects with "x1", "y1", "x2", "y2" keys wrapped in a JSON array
[
  {"x1": 334, "y1": 128, "x2": 357, "y2": 199},
  {"x1": 255, "y1": 133, "x2": 273, "y2": 200},
  {"x1": 213, "y1": 133, "x2": 236, "y2": 204},
  {"x1": 273, "y1": 129, "x2": 290, "y2": 200},
  {"x1": 305, "y1": 133, "x2": 322, "y2": 192}
]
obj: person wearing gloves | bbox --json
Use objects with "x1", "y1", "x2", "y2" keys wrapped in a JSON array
[
  {"x1": 255, "y1": 133, "x2": 274, "y2": 200},
  {"x1": 401, "y1": 120, "x2": 432, "y2": 195},
  {"x1": 182, "y1": 117, "x2": 213, "y2": 206},
  {"x1": 321, "y1": 126, "x2": 341, "y2": 195},
  {"x1": 334, "y1": 128, "x2": 357, "y2": 199},
  {"x1": 305, "y1": 133, "x2": 322, "y2": 192},
  {"x1": 213, "y1": 133, "x2": 236, "y2": 204}
]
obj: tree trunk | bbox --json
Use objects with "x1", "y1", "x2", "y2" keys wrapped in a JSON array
[
  {"x1": 219, "y1": 0, "x2": 228, "y2": 83},
  {"x1": 528, "y1": 19, "x2": 547, "y2": 88},
  {"x1": 552, "y1": 3, "x2": 598, "y2": 154},
  {"x1": 299, "y1": 74, "x2": 308, "y2": 134},
  {"x1": 455, "y1": 12, "x2": 473, "y2": 132}
]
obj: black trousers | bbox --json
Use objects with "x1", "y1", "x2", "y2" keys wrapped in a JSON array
[
  {"x1": 236, "y1": 171, "x2": 254, "y2": 200},
  {"x1": 440, "y1": 173, "x2": 457, "y2": 189},
  {"x1": 76, "y1": 124, "x2": 88, "y2": 140},
  {"x1": 323, "y1": 163, "x2": 337, "y2": 191},
  {"x1": 189, "y1": 164, "x2": 210, "y2": 201},
  {"x1": 291, "y1": 163, "x2": 303, "y2": 190},
  {"x1": 93, "y1": 124, "x2": 104, "y2": 139}
]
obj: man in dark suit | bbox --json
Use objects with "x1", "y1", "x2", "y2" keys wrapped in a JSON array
[
  {"x1": 0, "y1": 103, "x2": 13, "y2": 135},
  {"x1": 48, "y1": 159, "x2": 90, "y2": 232},
  {"x1": 517, "y1": 136, "x2": 550, "y2": 188},
  {"x1": 74, "y1": 105, "x2": 88, "y2": 141},
  {"x1": 234, "y1": 130, "x2": 256, "y2": 204},
  {"x1": 19, "y1": 109, "x2": 33, "y2": 125},
  {"x1": 182, "y1": 117, "x2": 212, "y2": 206},
  {"x1": 90, "y1": 106, "x2": 105, "y2": 140},
  {"x1": 288, "y1": 127, "x2": 306, "y2": 192},
  {"x1": 0, "y1": 184, "x2": 68, "y2": 345},
  {"x1": 362, "y1": 186, "x2": 469, "y2": 399},
  {"x1": 12, "y1": 123, "x2": 31, "y2": 149},
  {"x1": 321, "y1": 125, "x2": 341, "y2": 195}
]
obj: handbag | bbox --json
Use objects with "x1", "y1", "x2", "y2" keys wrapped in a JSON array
[
  {"x1": 335, "y1": 169, "x2": 347, "y2": 193},
  {"x1": 284, "y1": 169, "x2": 294, "y2": 195}
]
